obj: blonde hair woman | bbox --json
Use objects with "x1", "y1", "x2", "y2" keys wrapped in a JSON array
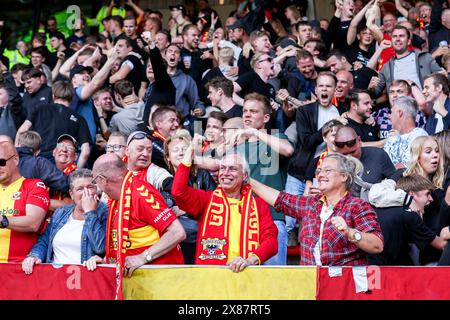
[
  {"x1": 404, "y1": 136, "x2": 445, "y2": 189},
  {"x1": 164, "y1": 129, "x2": 216, "y2": 264}
]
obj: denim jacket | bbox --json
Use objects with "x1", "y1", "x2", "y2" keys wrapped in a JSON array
[{"x1": 28, "y1": 202, "x2": 108, "y2": 263}]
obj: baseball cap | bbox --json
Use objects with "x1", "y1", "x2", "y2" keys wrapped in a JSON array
[
  {"x1": 69, "y1": 64, "x2": 94, "y2": 80},
  {"x1": 57, "y1": 134, "x2": 78, "y2": 148},
  {"x1": 227, "y1": 19, "x2": 245, "y2": 30}
]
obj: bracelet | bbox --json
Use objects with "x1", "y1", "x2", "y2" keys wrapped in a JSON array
[{"x1": 98, "y1": 115, "x2": 104, "y2": 119}]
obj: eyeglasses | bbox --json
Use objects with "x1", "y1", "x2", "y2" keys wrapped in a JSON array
[
  {"x1": 258, "y1": 57, "x2": 273, "y2": 64},
  {"x1": 106, "y1": 144, "x2": 126, "y2": 152},
  {"x1": 56, "y1": 143, "x2": 76, "y2": 152},
  {"x1": 127, "y1": 131, "x2": 151, "y2": 146},
  {"x1": 0, "y1": 154, "x2": 15, "y2": 167},
  {"x1": 91, "y1": 173, "x2": 106, "y2": 185},
  {"x1": 315, "y1": 168, "x2": 343, "y2": 176},
  {"x1": 334, "y1": 138, "x2": 357, "y2": 149}
]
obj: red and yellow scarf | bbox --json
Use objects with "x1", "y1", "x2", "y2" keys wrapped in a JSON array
[
  {"x1": 316, "y1": 148, "x2": 329, "y2": 170},
  {"x1": 105, "y1": 171, "x2": 134, "y2": 300},
  {"x1": 197, "y1": 184, "x2": 260, "y2": 264},
  {"x1": 63, "y1": 163, "x2": 77, "y2": 175},
  {"x1": 152, "y1": 130, "x2": 166, "y2": 142}
]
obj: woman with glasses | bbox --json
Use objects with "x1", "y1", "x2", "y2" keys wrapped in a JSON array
[
  {"x1": 250, "y1": 153, "x2": 384, "y2": 266},
  {"x1": 22, "y1": 169, "x2": 108, "y2": 274}
]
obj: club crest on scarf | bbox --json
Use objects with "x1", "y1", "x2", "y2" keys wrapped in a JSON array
[{"x1": 199, "y1": 238, "x2": 227, "y2": 260}]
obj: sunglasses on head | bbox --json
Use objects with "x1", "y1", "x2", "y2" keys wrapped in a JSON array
[
  {"x1": 0, "y1": 154, "x2": 15, "y2": 167},
  {"x1": 127, "y1": 132, "x2": 151, "y2": 146},
  {"x1": 334, "y1": 138, "x2": 357, "y2": 149}
]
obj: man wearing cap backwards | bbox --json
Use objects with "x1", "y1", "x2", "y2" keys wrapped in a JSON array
[
  {"x1": 169, "y1": 4, "x2": 190, "y2": 40},
  {"x1": 0, "y1": 139, "x2": 50, "y2": 263},
  {"x1": 59, "y1": 44, "x2": 119, "y2": 144},
  {"x1": 15, "y1": 81, "x2": 91, "y2": 168}
]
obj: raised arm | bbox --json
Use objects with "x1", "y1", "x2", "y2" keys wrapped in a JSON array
[
  {"x1": 366, "y1": 6, "x2": 384, "y2": 44},
  {"x1": 171, "y1": 145, "x2": 211, "y2": 217},
  {"x1": 395, "y1": 0, "x2": 409, "y2": 18},
  {"x1": 250, "y1": 178, "x2": 280, "y2": 207},
  {"x1": 59, "y1": 44, "x2": 90, "y2": 78},
  {"x1": 348, "y1": 0, "x2": 375, "y2": 45},
  {"x1": 79, "y1": 46, "x2": 119, "y2": 101}
]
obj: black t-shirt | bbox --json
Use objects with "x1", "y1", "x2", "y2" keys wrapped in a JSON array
[
  {"x1": 351, "y1": 66, "x2": 378, "y2": 90},
  {"x1": 347, "y1": 117, "x2": 380, "y2": 142},
  {"x1": 179, "y1": 48, "x2": 213, "y2": 88},
  {"x1": 27, "y1": 103, "x2": 92, "y2": 153},
  {"x1": 122, "y1": 54, "x2": 144, "y2": 94},
  {"x1": 236, "y1": 71, "x2": 276, "y2": 101},
  {"x1": 21, "y1": 85, "x2": 53, "y2": 122},
  {"x1": 224, "y1": 104, "x2": 243, "y2": 118},
  {"x1": 368, "y1": 206, "x2": 436, "y2": 266},
  {"x1": 345, "y1": 45, "x2": 375, "y2": 66},
  {"x1": 359, "y1": 147, "x2": 397, "y2": 184}
]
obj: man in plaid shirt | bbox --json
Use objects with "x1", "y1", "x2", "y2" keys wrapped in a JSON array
[{"x1": 251, "y1": 153, "x2": 384, "y2": 265}]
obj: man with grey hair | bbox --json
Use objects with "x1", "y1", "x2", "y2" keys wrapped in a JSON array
[
  {"x1": 172, "y1": 146, "x2": 278, "y2": 272},
  {"x1": 384, "y1": 96, "x2": 428, "y2": 169}
]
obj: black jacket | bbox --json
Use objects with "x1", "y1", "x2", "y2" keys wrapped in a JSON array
[
  {"x1": 287, "y1": 102, "x2": 344, "y2": 180},
  {"x1": 142, "y1": 47, "x2": 176, "y2": 127},
  {"x1": 17, "y1": 147, "x2": 69, "y2": 193}
]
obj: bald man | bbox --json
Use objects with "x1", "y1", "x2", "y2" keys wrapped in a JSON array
[
  {"x1": 334, "y1": 126, "x2": 399, "y2": 185},
  {"x1": 0, "y1": 139, "x2": 50, "y2": 263},
  {"x1": 92, "y1": 154, "x2": 185, "y2": 278},
  {"x1": 334, "y1": 70, "x2": 354, "y2": 111}
]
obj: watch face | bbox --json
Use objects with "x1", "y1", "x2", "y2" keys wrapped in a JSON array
[{"x1": 354, "y1": 231, "x2": 362, "y2": 241}]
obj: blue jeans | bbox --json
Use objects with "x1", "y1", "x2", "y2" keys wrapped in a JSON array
[
  {"x1": 284, "y1": 175, "x2": 306, "y2": 234},
  {"x1": 263, "y1": 220, "x2": 287, "y2": 265}
]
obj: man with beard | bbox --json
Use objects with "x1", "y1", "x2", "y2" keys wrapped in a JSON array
[
  {"x1": 344, "y1": 89, "x2": 380, "y2": 142},
  {"x1": 373, "y1": 25, "x2": 443, "y2": 97},
  {"x1": 286, "y1": 50, "x2": 318, "y2": 102}
]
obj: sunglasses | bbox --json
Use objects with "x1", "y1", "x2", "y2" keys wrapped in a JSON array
[
  {"x1": 127, "y1": 132, "x2": 151, "y2": 146},
  {"x1": 0, "y1": 154, "x2": 14, "y2": 167},
  {"x1": 334, "y1": 138, "x2": 357, "y2": 149}
]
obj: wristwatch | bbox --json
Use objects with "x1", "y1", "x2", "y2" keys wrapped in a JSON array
[
  {"x1": 0, "y1": 215, "x2": 9, "y2": 229},
  {"x1": 144, "y1": 250, "x2": 153, "y2": 263},
  {"x1": 349, "y1": 229, "x2": 362, "y2": 243}
]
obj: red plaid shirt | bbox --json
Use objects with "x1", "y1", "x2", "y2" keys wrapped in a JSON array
[{"x1": 274, "y1": 192, "x2": 383, "y2": 266}]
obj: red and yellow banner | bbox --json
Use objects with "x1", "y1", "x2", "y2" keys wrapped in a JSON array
[{"x1": 1, "y1": 264, "x2": 450, "y2": 300}]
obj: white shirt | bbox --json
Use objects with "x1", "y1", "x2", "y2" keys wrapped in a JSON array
[
  {"x1": 52, "y1": 214, "x2": 85, "y2": 264},
  {"x1": 383, "y1": 127, "x2": 428, "y2": 166},
  {"x1": 315, "y1": 104, "x2": 340, "y2": 157},
  {"x1": 313, "y1": 203, "x2": 335, "y2": 265}
]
